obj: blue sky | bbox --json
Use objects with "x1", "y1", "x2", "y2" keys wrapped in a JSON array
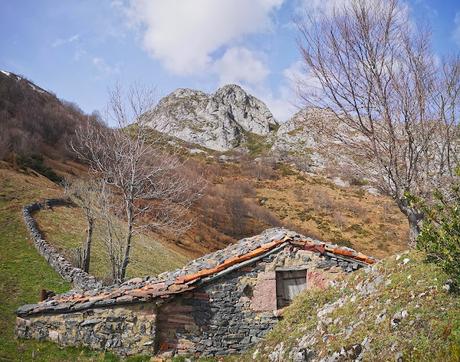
[{"x1": 1, "y1": 0, "x2": 460, "y2": 122}]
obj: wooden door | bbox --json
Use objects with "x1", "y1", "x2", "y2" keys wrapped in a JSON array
[{"x1": 276, "y1": 269, "x2": 307, "y2": 308}]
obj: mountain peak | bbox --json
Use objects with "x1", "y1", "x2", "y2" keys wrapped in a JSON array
[
  {"x1": 144, "y1": 84, "x2": 278, "y2": 151},
  {"x1": 168, "y1": 87, "x2": 208, "y2": 98},
  {"x1": 215, "y1": 83, "x2": 245, "y2": 93}
]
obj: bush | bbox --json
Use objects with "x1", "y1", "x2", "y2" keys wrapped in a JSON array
[
  {"x1": 17, "y1": 154, "x2": 63, "y2": 183},
  {"x1": 417, "y1": 186, "x2": 460, "y2": 290}
]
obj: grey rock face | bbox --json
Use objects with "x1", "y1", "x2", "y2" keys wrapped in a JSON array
[
  {"x1": 271, "y1": 108, "x2": 335, "y2": 170},
  {"x1": 144, "y1": 84, "x2": 278, "y2": 151}
]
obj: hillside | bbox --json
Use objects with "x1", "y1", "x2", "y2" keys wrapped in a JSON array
[
  {"x1": 0, "y1": 162, "x2": 117, "y2": 361},
  {"x1": 3, "y1": 0, "x2": 460, "y2": 359},
  {"x1": 1, "y1": 71, "x2": 442, "y2": 361},
  {"x1": 0, "y1": 70, "x2": 100, "y2": 161},
  {"x1": 271, "y1": 108, "x2": 327, "y2": 170},
  {"x1": 255, "y1": 172, "x2": 407, "y2": 260},
  {"x1": 0, "y1": 68, "x2": 411, "y2": 262},
  {"x1": 236, "y1": 251, "x2": 460, "y2": 361}
]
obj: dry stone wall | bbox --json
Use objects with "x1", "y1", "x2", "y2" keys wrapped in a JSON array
[
  {"x1": 16, "y1": 303, "x2": 157, "y2": 355},
  {"x1": 22, "y1": 199, "x2": 102, "y2": 291}
]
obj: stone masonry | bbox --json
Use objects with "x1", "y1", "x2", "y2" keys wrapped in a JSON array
[
  {"x1": 22, "y1": 199, "x2": 102, "y2": 290},
  {"x1": 16, "y1": 303, "x2": 157, "y2": 355},
  {"x1": 16, "y1": 228, "x2": 376, "y2": 357}
]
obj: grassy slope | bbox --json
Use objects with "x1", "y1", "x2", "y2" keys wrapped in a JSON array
[
  {"x1": 235, "y1": 251, "x2": 460, "y2": 361},
  {"x1": 256, "y1": 173, "x2": 408, "y2": 259},
  {"x1": 35, "y1": 206, "x2": 190, "y2": 281},
  {"x1": 0, "y1": 164, "x2": 120, "y2": 361},
  {"x1": 0, "y1": 163, "x2": 189, "y2": 361},
  {"x1": 0, "y1": 156, "x2": 426, "y2": 361}
]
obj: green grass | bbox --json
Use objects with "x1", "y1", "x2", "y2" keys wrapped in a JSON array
[
  {"x1": 238, "y1": 251, "x2": 460, "y2": 361},
  {"x1": 34, "y1": 206, "x2": 190, "y2": 281},
  {"x1": 243, "y1": 132, "x2": 273, "y2": 157}
]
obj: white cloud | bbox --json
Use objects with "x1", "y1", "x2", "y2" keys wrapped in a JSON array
[
  {"x1": 454, "y1": 12, "x2": 460, "y2": 46},
  {"x1": 126, "y1": 0, "x2": 283, "y2": 75},
  {"x1": 51, "y1": 34, "x2": 80, "y2": 48},
  {"x1": 262, "y1": 62, "x2": 305, "y2": 121},
  {"x1": 92, "y1": 57, "x2": 120, "y2": 75},
  {"x1": 297, "y1": 0, "x2": 351, "y2": 19},
  {"x1": 122, "y1": 0, "x2": 327, "y2": 121},
  {"x1": 284, "y1": 60, "x2": 322, "y2": 100},
  {"x1": 261, "y1": 89, "x2": 297, "y2": 122},
  {"x1": 213, "y1": 47, "x2": 269, "y2": 86}
]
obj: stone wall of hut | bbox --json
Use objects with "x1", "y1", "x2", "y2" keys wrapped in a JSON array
[{"x1": 16, "y1": 303, "x2": 158, "y2": 356}]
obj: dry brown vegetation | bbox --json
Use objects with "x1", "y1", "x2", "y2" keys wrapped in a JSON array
[
  {"x1": 170, "y1": 155, "x2": 408, "y2": 260},
  {"x1": 43, "y1": 152, "x2": 409, "y2": 263},
  {"x1": 1, "y1": 134, "x2": 408, "y2": 275},
  {"x1": 256, "y1": 171, "x2": 408, "y2": 259},
  {"x1": 0, "y1": 69, "x2": 410, "y2": 269}
]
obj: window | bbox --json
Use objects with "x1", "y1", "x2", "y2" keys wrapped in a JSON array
[{"x1": 276, "y1": 268, "x2": 307, "y2": 309}]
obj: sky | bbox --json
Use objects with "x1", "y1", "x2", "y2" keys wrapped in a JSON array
[{"x1": 1, "y1": 0, "x2": 460, "y2": 122}]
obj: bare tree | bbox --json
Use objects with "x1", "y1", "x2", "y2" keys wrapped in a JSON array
[
  {"x1": 296, "y1": 0, "x2": 460, "y2": 244},
  {"x1": 64, "y1": 178, "x2": 100, "y2": 272},
  {"x1": 72, "y1": 84, "x2": 202, "y2": 281},
  {"x1": 97, "y1": 182, "x2": 125, "y2": 282}
]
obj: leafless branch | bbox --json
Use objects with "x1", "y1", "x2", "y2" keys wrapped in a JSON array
[{"x1": 296, "y1": 0, "x2": 460, "y2": 244}]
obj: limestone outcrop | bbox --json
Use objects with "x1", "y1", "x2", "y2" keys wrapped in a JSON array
[
  {"x1": 143, "y1": 84, "x2": 279, "y2": 151},
  {"x1": 270, "y1": 108, "x2": 336, "y2": 170}
]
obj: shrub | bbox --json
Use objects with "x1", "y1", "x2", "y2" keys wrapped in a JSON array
[
  {"x1": 275, "y1": 162, "x2": 296, "y2": 176},
  {"x1": 240, "y1": 158, "x2": 276, "y2": 180},
  {"x1": 17, "y1": 154, "x2": 63, "y2": 183},
  {"x1": 417, "y1": 186, "x2": 460, "y2": 290}
]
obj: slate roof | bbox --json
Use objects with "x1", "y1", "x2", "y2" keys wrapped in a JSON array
[{"x1": 16, "y1": 228, "x2": 376, "y2": 317}]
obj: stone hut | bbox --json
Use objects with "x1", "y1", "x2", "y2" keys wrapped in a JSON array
[{"x1": 15, "y1": 228, "x2": 376, "y2": 358}]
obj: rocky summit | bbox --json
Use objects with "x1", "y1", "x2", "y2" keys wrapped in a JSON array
[{"x1": 143, "y1": 84, "x2": 279, "y2": 151}]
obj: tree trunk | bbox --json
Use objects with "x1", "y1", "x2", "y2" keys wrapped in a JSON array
[
  {"x1": 82, "y1": 218, "x2": 94, "y2": 273},
  {"x1": 120, "y1": 202, "x2": 134, "y2": 282},
  {"x1": 397, "y1": 198, "x2": 424, "y2": 247},
  {"x1": 407, "y1": 210, "x2": 423, "y2": 246},
  {"x1": 120, "y1": 233, "x2": 132, "y2": 282}
]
